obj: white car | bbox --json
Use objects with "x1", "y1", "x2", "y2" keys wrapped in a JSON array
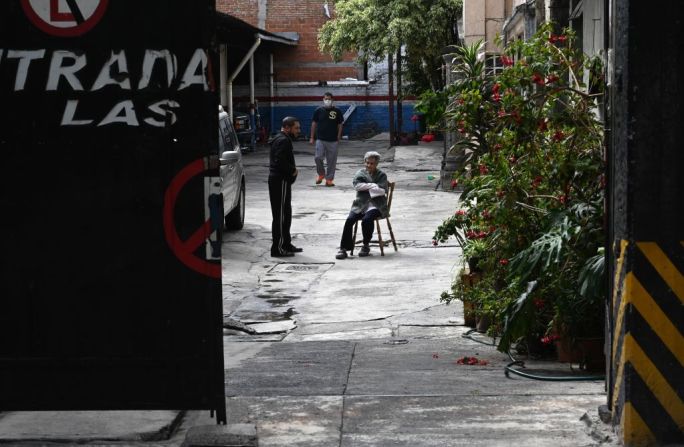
[{"x1": 218, "y1": 106, "x2": 246, "y2": 230}]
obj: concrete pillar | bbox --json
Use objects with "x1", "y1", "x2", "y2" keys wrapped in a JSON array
[{"x1": 608, "y1": 1, "x2": 684, "y2": 445}]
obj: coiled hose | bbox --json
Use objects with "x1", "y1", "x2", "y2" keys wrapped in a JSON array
[{"x1": 461, "y1": 329, "x2": 605, "y2": 381}]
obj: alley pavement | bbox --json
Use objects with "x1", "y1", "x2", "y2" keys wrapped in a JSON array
[{"x1": 0, "y1": 136, "x2": 617, "y2": 446}]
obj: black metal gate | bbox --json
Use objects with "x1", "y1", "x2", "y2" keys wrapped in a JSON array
[{"x1": 0, "y1": 0, "x2": 225, "y2": 422}]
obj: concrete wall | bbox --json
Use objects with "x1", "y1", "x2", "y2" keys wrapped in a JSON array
[
  {"x1": 463, "y1": 0, "x2": 505, "y2": 53},
  {"x1": 234, "y1": 82, "x2": 416, "y2": 139}
]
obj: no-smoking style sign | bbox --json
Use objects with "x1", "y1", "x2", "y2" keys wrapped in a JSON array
[{"x1": 21, "y1": 0, "x2": 109, "y2": 37}]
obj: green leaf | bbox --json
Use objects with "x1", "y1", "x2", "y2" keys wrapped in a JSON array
[{"x1": 497, "y1": 281, "x2": 538, "y2": 352}]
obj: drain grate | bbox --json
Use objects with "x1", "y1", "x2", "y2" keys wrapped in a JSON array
[{"x1": 269, "y1": 263, "x2": 334, "y2": 274}]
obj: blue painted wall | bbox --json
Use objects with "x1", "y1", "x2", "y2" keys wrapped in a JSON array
[{"x1": 259, "y1": 104, "x2": 419, "y2": 139}]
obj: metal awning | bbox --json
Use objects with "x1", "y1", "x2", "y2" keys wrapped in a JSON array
[{"x1": 215, "y1": 12, "x2": 298, "y2": 48}]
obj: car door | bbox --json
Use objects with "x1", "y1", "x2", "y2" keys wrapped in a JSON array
[{"x1": 218, "y1": 115, "x2": 241, "y2": 214}]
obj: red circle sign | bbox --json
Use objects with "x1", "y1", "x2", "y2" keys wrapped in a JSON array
[
  {"x1": 21, "y1": 0, "x2": 109, "y2": 37},
  {"x1": 163, "y1": 158, "x2": 221, "y2": 279}
]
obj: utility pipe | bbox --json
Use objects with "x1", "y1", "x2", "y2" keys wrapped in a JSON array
[{"x1": 228, "y1": 37, "x2": 261, "y2": 118}]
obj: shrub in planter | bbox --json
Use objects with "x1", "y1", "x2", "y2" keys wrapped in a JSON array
[{"x1": 434, "y1": 23, "x2": 606, "y2": 354}]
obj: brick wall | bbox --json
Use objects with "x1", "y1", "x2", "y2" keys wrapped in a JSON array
[
  {"x1": 216, "y1": 0, "x2": 259, "y2": 24},
  {"x1": 217, "y1": 0, "x2": 359, "y2": 82}
]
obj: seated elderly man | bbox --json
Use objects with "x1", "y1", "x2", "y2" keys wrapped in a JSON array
[{"x1": 336, "y1": 151, "x2": 388, "y2": 259}]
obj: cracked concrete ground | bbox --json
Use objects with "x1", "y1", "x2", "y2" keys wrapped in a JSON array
[
  {"x1": 0, "y1": 137, "x2": 617, "y2": 446},
  {"x1": 219, "y1": 136, "x2": 619, "y2": 446}
]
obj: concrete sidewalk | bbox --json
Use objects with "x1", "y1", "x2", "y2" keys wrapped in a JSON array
[{"x1": 0, "y1": 137, "x2": 617, "y2": 446}]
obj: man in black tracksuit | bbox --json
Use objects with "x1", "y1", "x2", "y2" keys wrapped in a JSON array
[{"x1": 269, "y1": 116, "x2": 301, "y2": 257}]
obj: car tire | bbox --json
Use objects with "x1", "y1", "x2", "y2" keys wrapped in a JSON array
[{"x1": 225, "y1": 183, "x2": 245, "y2": 230}]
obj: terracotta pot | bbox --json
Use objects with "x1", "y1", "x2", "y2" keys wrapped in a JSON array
[
  {"x1": 555, "y1": 337, "x2": 605, "y2": 372},
  {"x1": 467, "y1": 257, "x2": 483, "y2": 273},
  {"x1": 462, "y1": 300, "x2": 476, "y2": 327},
  {"x1": 476, "y1": 314, "x2": 491, "y2": 333}
]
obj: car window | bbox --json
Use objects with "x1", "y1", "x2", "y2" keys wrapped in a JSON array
[
  {"x1": 218, "y1": 127, "x2": 227, "y2": 154},
  {"x1": 219, "y1": 117, "x2": 235, "y2": 153},
  {"x1": 224, "y1": 119, "x2": 239, "y2": 151}
]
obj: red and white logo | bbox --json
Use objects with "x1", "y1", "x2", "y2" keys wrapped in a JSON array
[{"x1": 21, "y1": 0, "x2": 109, "y2": 37}]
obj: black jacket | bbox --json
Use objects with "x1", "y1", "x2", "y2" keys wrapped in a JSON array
[{"x1": 269, "y1": 131, "x2": 297, "y2": 183}]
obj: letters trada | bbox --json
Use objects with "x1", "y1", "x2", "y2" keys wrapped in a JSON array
[{"x1": 0, "y1": 48, "x2": 209, "y2": 127}]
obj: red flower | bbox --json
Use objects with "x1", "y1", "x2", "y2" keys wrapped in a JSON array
[
  {"x1": 455, "y1": 209, "x2": 466, "y2": 216},
  {"x1": 466, "y1": 230, "x2": 476, "y2": 239},
  {"x1": 457, "y1": 97, "x2": 465, "y2": 105},
  {"x1": 456, "y1": 356, "x2": 488, "y2": 366},
  {"x1": 421, "y1": 133, "x2": 435, "y2": 143},
  {"x1": 498, "y1": 109, "x2": 507, "y2": 118},
  {"x1": 451, "y1": 179, "x2": 459, "y2": 189},
  {"x1": 432, "y1": 239, "x2": 438, "y2": 246},
  {"x1": 538, "y1": 120, "x2": 548, "y2": 131},
  {"x1": 489, "y1": 225, "x2": 496, "y2": 233},
  {"x1": 496, "y1": 190, "x2": 505, "y2": 198},
  {"x1": 552, "y1": 130, "x2": 565, "y2": 142},
  {"x1": 549, "y1": 34, "x2": 567, "y2": 44},
  {"x1": 457, "y1": 120, "x2": 466, "y2": 134},
  {"x1": 546, "y1": 74, "x2": 559, "y2": 84},
  {"x1": 499, "y1": 258, "x2": 509, "y2": 266},
  {"x1": 492, "y1": 143, "x2": 503, "y2": 152},
  {"x1": 508, "y1": 155, "x2": 517, "y2": 164},
  {"x1": 411, "y1": 114, "x2": 419, "y2": 122},
  {"x1": 477, "y1": 230, "x2": 488, "y2": 239},
  {"x1": 482, "y1": 209, "x2": 490, "y2": 219},
  {"x1": 559, "y1": 194, "x2": 568, "y2": 205},
  {"x1": 532, "y1": 73, "x2": 545, "y2": 86},
  {"x1": 492, "y1": 83, "x2": 501, "y2": 94},
  {"x1": 541, "y1": 334, "x2": 560, "y2": 345},
  {"x1": 501, "y1": 55, "x2": 514, "y2": 67},
  {"x1": 531, "y1": 175, "x2": 543, "y2": 189},
  {"x1": 492, "y1": 92, "x2": 501, "y2": 102},
  {"x1": 478, "y1": 164, "x2": 489, "y2": 175}
]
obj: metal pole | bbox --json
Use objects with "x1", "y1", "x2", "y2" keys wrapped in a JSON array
[
  {"x1": 270, "y1": 53, "x2": 275, "y2": 135},
  {"x1": 228, "y1": 36, "x2": 262, "y2": 118},
  {"x1": 396, "y1": 48, "x2": 403, "y2": 144},
  {"x1": 220, "y1": 44, "x2": 227, "y2": 107},
  {"x1": 249, "y1": 55, "x2": 256, "y2": 148},
  {"x1": 388, "y1": 53, "x2": 394, "y2": 143}
]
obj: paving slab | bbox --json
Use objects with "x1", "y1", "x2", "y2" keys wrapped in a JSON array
[
  {"x1": 224, "y1": 341, "x2": 355, "y2": 397},
  {"x1": 0, "y1": 411, "x2": 182, "y2": 443},
  {"x1": 225, "y1": 396, "x2": 343, "y2": 447},
  {"x1": 346, "y1": 339, "x2": 604, "y2": 397},
  {"x1": 340, "y1": 395, "x2": 609, "y2": 447}
]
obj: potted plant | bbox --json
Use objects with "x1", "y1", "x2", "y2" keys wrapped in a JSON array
[
  {"x1": 462, "y1": 238, "x2": 487, "y2": 273},
  {"x1": 434, "y1": 24, "x2": 606, "y2": 359}
]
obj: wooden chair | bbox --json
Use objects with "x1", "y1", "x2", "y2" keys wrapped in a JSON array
[{"x1": 350, "y1": 181, "x2": 398, "y2": 256}]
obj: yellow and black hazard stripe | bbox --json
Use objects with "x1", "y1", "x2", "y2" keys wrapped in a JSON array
[{"x1": 611, "y1": 240, "x2": 684, "y2": 446}]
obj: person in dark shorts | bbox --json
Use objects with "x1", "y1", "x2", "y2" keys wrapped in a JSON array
[
  {"x1": 309, "y1": 92, "x2": 343, "y2": 186},
  {"x1": 269, "y1": 116, "x2": 302, "y2": 257}
]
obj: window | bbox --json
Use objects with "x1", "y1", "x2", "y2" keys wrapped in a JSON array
[{"x1": 485, "y1": 54, "x2": 505, "y2": 76}]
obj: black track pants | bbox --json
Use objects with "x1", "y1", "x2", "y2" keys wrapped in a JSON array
[{"x1": 268, "y1": 177, "x2": 292, "y2": 255}]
